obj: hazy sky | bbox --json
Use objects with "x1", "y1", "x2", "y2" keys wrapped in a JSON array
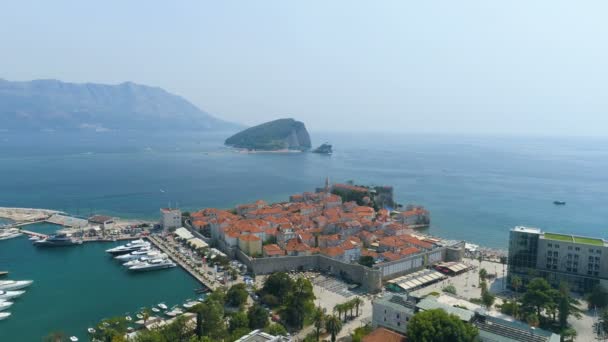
[{"x1": 2, "y1": 1, "x2": 608, "y2": 134}]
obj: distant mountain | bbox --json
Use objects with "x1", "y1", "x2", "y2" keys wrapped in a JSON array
[
  {"x1": 225, "y1": 118, "x2": 312, "y2": 151},
  {"x1": 0, "y1": 79, "x2": 240, "y2": 131}
]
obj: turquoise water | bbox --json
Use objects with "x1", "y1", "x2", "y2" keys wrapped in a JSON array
[{"x1": 0, "y1": 236, "x2": 199, "y2": 341}]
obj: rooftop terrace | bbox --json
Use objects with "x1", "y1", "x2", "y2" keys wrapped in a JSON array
[{"x1": 543, "y1": 232, "x2": 604, "y2": 246}]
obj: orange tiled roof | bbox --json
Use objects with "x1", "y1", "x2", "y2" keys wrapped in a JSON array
[
  {"x1": 263, "y1": 244, "x2": 285, "y2": 256},
  {"x1": 322, "y1": 246, "x2": 345, "y2": 257}
]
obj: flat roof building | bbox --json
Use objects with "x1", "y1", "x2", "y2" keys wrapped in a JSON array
[{"x1": 508, "y1": 226, "x2": 608, "y2": 292}]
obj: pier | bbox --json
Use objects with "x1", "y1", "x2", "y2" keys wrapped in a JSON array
[
  {"x1": 20, "y1": 230, "x2": 49, "y2": 239},
  {"x1": 146, "y1": 235, "x2": 218, "y2": 291}
]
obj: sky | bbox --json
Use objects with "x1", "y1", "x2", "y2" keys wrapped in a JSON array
[{"x1": 1, "y1": 1, "x2": 608, "y2": 135}]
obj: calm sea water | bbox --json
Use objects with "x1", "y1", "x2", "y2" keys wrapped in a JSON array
[
  {"x1": 2, "y1": 130, "x2": 608, "y2": 339},
  {"x1": 0, "y1": 233, "x2": 199, "y2": 341}
]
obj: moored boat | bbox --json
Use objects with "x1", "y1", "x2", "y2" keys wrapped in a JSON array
[
  {"x1": 0, "y1": 280, "x2": 33, "y2": 291},
  {"x1": 106, "y1": 239, "x2": 150, "y2": 255},
  {"x1": 0, "y1": 312, "x2": 11, "y2": 320},
  {"x1": 0, "y1": 301, "x2": 13, "y2": 311},
  {"x1": 553, "y1": 200, "x2": 566, "y2": 205},
  {"x1": 128, "y1": 258, "x2": 176, "y2": 272},
  {"x1": 33, "y1": 234, "x2": 82, "y2": 247},
  {"x1": 0, "y1": 290, "x2": 25, "y2": 300}
]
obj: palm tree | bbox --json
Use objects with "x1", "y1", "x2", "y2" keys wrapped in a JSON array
[
  {"x1": 325, "y1": 315, "x2": 343, "y2": 342},
  {"x1": 352, "y1": 297, "x2": 363, "y2": 317},
  {"x1": 479, "y1": 268, "x2": 487, "y2": 285},
  {"x1": 141, "y1": 307, "x2": 151, "y2": 325},
  {"x1": 510, "y1": 275, "x2": 522, "y2": 294},
  {"x1": 312, "y1": 306, "x2": 325, "y2": 341},
  {"x1": 333, "y1": 304, "x2": 343, "y2": 321}
]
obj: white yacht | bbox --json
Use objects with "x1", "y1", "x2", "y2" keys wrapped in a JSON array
[
  {"x1": 0, "y1": 229, "x2": 22, "y2": 241},
  {"x1": 115, "y1": 248, "x2": 159, "y2": 261},
  {"x1": 129, "y1": 258, "x2": 176, "y2": 272},
  {"x1": 157, "y1": 303, "x2": 168, "y2": 310},
  {"x1": 123, "y1": 254, "x2": 167, "y2": 267},
  {"x1": 0, "y1": 312, "x2": 11, "y2": 320},
  {"x1": 0, "y1": 280, "x2": 33, "y2": 291},
  {"x1": 106, "y1": 239, "x2": 150, "y2": 255},
  {"x1": 0, "y1": 301, "x2": 13, "y2": 311},
  {"x1": 0, "y1": 290, "x2": 25, "y2": 300}
]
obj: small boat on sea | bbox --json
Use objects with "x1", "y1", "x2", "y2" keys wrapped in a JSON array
[
  {"x1": 165, "y1": 307, "x2": 184, "y2": 317},
  {"x1": 125, "y1": 315, "x2": 132, "y2": 321},
  {"x1": 151, "y1": 307, "x2": 160, "y2": 313},
  {"x1": 87, "y1": 328, "x2": 96, "y2": 334},
  {"x1": 28, "y1": 236, "x2": 40, "y2": 241},
  {"x1": 0, "y1": 290, "x2": 24, "y2": 300},
  {"x1": 0, "y1": 301, "x2": 13, "y2": 311},
  {"x1": 70, "y1": 336, "x2": 78, "y2": 341},
  {"x1": 0, "y1": 280, "x2": 33, "y2": 291},
  {"x1": 182, "y1": 301, "x2": 199, "y2": 309},
  {"x1": 0, "y1": 312, "x2": 11, "y2": 320},
  {"x1": 128, "y1": 258, "x2": 176, "y2": 272},
  {"x1": 157, "y1": 303, "x2": 168, "y2": 310},
  {"x1": 0, "y1": 271, "x2": 7, "y2": 277},
  {"x1": 553, "y1": 201, "x2": 566, "y2": 205}
]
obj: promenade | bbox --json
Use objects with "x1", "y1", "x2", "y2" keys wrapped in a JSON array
[{"x1": 146, "y1": 234, "x2": 219, "y2": 291}]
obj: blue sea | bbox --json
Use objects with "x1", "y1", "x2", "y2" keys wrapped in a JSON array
[
  {"x1": 1, "y1": 130, "x2": 608, "y2": 249},
  {"x1": 2, "y1": 130, "x2": 608, "y2": 340}
]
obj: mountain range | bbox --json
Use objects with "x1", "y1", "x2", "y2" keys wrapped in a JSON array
[{"x1": 0, "y1": 79, "x2": 239, "y2": 132}]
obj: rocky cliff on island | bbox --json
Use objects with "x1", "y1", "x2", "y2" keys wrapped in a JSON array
[{"x1": 224, "y1": 118, "x2": 312, "y2": 151}]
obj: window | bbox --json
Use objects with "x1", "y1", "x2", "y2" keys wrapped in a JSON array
[
  {"x1": 397, "y1": 322, "x2": 401, "y2": 326},
  {"x1": 567, "y1": 267, "x2": 572, "y2": 272},
  {"x1": 595, "y1": 271, "x2": 599, "y2": 276},
  {"x1": 588, "y1": 271, "x2": 593, "y2": 275},
  {"x1": 598, "y1": 250, "x2": 602, "y2": 254},
  {"x1": 568, "y1": 254, "x2": 573, "y2": 259},
  {"x1": 556, "y1": 244, "x2": 560, "y2": 248},
  {"x1": 575, "y1": 247, "x2": 580, "y2": 251},
  {"x1": 589, "y1": 249, "x2": 594, "y2": 253},
  {"x1": 396, "y1": 314, "x2": 400, "y2": 319},
  {"x1": 590, "y1": 256, "x2": 595, "y2": 261},
  {"x1": 548, "y1": 243, "x2": 553, "y2": 248}
]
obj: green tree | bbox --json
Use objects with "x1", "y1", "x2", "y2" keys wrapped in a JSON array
[
  {"x1": 325, "y1": 315, "x2": 343, "y2": 342},
  {"x1": 358, "y1": 255, "x2": 374, "y2": 267},
  {"x1": 353, "y1": 297, "x2": 363, "y2": 317},
  {"x1": 478, "y1": 268, "x2": 488, "y2": 285},
  {"x1": 481, "y1": 289, "x2": 495, "y2": 308},
  {"x1": 351, "y1": 325, "x2": 373, "y2": 342},
  {"x1": 262, "y1": 272, "x2": 295, "y2": 304},
  {"x1": 188, "y1": 303, "x2": 205, "y2": 339},
  {"x1": 200, "y1": 298, "x2": 227, "y2": 340},
  {"x1": 312, "y1": 306, "x2": 325, "y2": 341},
  {"x1": 248, "y1": 304, "x2": 269, "y2": 330},
  {"x1": 284, "y1": 277, "x2": 315, "y2": 329},
  {"x1": 510, "y1": 275, "x2": 522, "y2": 293},
  {"x1": 561, "y1": 327, "x2": 577, "y2": 342},
  {"x1": 557, "y1": 283, "x2": 581, "y2": 329},
  {"x1": 526, "y1": 313, "x2": 539, "y2": 327},
  {"x1": 333, "y1": 303, "x2": 344, "y2": 322},
  {"x1": 229, "y1": 311, "x2": 249, "y2": 332},
  {"x1": 442, "y1": 285, "x2": 457, "y2": 295},
  {"x1": 407, "y1": 309, "x2": 479, "y2": 342},
  {"x1": 499, "y1": 300, "x2": 520, "y2": 319},
  {"x1": 227, "y1": 283, "x2": 249, "y2": 307},
  {"x1": 521, "y1": 278, "x2": 553, "y2": 319},
  {"x1": 264, "y1": 323, "x2": 288, "y2": 336},
  {"x1": 587, "y1": 285, "x2": 608, "y2": 309}
]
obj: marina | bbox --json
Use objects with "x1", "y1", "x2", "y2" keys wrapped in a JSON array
[{"x1": 0, "y1": 234, "x2": 200, "y2": 341}]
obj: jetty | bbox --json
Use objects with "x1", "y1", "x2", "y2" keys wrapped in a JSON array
[
  {"x1": 20, "y1": 230, "x2": 49, "y2": 239},
  {"x1": 146, "y1": 235, "x2": 217, "y2": 291}
]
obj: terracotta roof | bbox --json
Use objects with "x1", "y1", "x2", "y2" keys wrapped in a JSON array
[
  {"x1": 362, "y1": 328, "x2": 407, "y2": 342},
  {"x1": 322, "y1": 246, "x2": 345, "y2": 257},
  {"x1": 263, "y1": 244, "x2": 285, "y2": 256},
  {"x1": 400, "y1": 246, "x2": 420, "y2": 256},
  {"x1": 381, "y1": 251, "x2": 402, "y2": 262},
  {"x1": 239, "y1": 234, "x2": 261, "y2": 242},
  {"x1": 285, "y1": 238, "x2": 311, "y2": 252}
]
